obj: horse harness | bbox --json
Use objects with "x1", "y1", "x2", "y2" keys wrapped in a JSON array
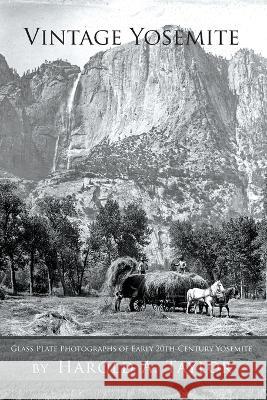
[{"x1": 213, "y1": 292, "x2": 227, "y2": 306}]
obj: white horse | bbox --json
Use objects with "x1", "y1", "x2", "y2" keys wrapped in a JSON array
[
  {"x1": 186, "y1": 293, "x2": 206, "y2": 314},
  {"x1": 186, "y1": 280, "x2": 224, "y2": 317}
]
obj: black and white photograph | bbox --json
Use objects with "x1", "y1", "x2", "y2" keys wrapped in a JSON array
[{"x1": 0, "y1": 0, "x2": 266, "y2": 337}]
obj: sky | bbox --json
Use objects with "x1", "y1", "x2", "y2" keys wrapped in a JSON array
[{"x1": 0, "y1": 0, "x2": 267, "y2": 74}]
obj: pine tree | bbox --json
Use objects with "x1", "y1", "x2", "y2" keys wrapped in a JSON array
[
  {"x1": 0, "y1": 181, "x2": 26, "y2": 295},
  {"x1": 221, "y1": 217, "x2": 261, "y2": 297},
  {"x1": 22, "y1": 214, "x2": 49, "y2": 295}
]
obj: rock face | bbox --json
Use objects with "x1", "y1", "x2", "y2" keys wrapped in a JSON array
[
  {"x1": 1, "y1": 27, "x2": 267, "y2": 263},
  {"x1": 229, "y1": 49, "x2": 267, "y2": 216},
  {"x1": 0, "y1": 56, "x2": 80, "y2": 179},
  {"x1": 71, "y1": 34, "x2": 236, "y2": 163}
]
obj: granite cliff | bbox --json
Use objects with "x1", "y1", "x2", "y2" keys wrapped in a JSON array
[
  {"x1": 0, "y1": 57, "x2": 80, "y2": 178},
  {"x1": 0, "y1": 28, "x2": 267, "y2": 263}
]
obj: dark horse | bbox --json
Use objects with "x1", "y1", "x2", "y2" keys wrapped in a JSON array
[
  {"x1": 115, "y1": 274, "x2": 146, "y2": 312},
  {"x1": 212, "y1": 287, "x2": 239, "y2": 317}
]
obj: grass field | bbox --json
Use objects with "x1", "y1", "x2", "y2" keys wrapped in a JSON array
[{"x1": 0, "y1": 295, "x2": 266, "y2": 336}]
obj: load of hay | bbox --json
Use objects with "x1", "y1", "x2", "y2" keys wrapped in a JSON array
[
  {"x1": 190, "y1": 273, "x2": 208, "y2": 289},
  {"x1": 104, "y1": 257, "x2": 138, "y2": 294},
  {"x1": 145, "y1": 271, "x2": 208, "y2": 300}
]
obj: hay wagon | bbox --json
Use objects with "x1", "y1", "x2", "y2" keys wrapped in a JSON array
[
  {"x1": 129, "y1": 271, "x2": 207, "y2": 312},
  {"x1": 130, "y1": 291, "x2": 188, "y2": 312},
  {"x1": 108, "y1": 258, "x2": 208, "y2": 313}
]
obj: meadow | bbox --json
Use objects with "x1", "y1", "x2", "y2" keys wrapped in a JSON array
[{"x1": 1, "y1": 295, "x2": 266, "y2": 336}]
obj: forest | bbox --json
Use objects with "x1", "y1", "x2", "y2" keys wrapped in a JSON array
[
  {"x1": 170, "y1": 217, "x2": 265, "y2": 298},
  {"x1": 0, "y1": 180, "x2": 150, "y2": 296},
  {"x1": 0, "y1": 179, "x2": 266, "y2": 299}
]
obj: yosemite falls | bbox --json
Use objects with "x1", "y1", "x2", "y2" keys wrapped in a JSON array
[
  {"x1": 52, "y1": 71, "x2": 81, "y2": 173},
  {"x1": 66, "y1": 72, "x2": 81, "y2": 170}
]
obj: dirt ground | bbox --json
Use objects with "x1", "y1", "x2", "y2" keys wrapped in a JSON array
[{"x1": 0, "y1": 295, "x2": 266, "y2": 336}]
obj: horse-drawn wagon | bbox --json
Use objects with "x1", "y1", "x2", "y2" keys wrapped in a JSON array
[
  {"x1": 115, "y1": 270, "x2": 208, "y2": 312},
  {"x1": 104, "y1": 257, "x2": 208, "y2": 312}
]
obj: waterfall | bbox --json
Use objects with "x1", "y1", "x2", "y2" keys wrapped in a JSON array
[
  {"x1": 67, "y1": 72, "x2": 81, "y2": 114},
  {"x1": 51, "y1": 72, "x2": 81, "y2": 173},
  {"x1": 67, "y1": 72, "x2": 81, "y2": 170},
  {"x1": 52, "y1": 134, "x2": 60, "y2": 172}
]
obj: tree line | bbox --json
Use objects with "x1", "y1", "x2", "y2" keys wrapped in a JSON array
[
  {"x1": 1, "y1": 179, "x2": 267, "y2": 299},
  {"x1": 0, "y1": 181, "x2": 150, "y2": 296},
  {"x1": 170, "y1": 216, "x2": 266, "y2": 298}
]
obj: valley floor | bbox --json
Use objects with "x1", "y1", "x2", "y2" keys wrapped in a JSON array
[{"x1": 0, "y1": 295, "x2": 266, "y2": 336}]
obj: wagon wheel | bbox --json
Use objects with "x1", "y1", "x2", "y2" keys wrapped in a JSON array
[
  {"x1": 134, "y1": 299, "x2": 146, "y2": 312},
  {"x1": 130, "y1": 298, "x2": 146, "y2": 312},
  {"x1": 162, "y1": 300, "x2": 171, "y2": 312},
  {"x1": 152, "y1": 300, "x2": 163, "y2": 311},
  {"x1": 169, "y1": 300, "x2": 176, "y2": 312}
]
